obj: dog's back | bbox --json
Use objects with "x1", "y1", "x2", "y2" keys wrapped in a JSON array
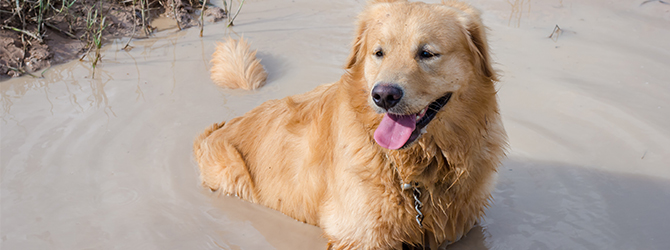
[{"x1": 194, "y1": 82, "x2": 344, "y2": 225}]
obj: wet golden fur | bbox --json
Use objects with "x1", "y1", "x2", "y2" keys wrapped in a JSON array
[
  {"x1": 210, "y1": 37, "x2": 267, "y2": 90},
  {"x1": 194, "y1": 0, "x2": 507, "y2": 249}
]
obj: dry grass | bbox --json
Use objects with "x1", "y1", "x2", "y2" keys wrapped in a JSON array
[{"x1": 1, "y1": 0, "x2": 235, "y2": 78}]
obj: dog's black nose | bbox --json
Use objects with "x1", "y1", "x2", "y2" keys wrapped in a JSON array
[{"x1": 371, "y1": 84, "x2": 403, "y2": 110}]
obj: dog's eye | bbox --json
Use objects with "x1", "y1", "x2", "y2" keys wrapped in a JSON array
[
  {"x1": 374, "y1": 49, "x2": 384, "y2": 58},
  {"x1": 419, "y1": 50, "x2": 437, "y2": 59}
]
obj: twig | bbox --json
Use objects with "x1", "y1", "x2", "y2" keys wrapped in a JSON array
[
  {"x1": 172, "y1": 0, "x2": 182, "y2": 30},
  {"x1": 36, "y1": 0, "x2": 45, "y2": 37},
  {"x1": 7, "y1": 66, "x2": 39, "y2": 78},
  {"x1": 199, "y1": 0, "x2": 207, "y2": 37},
  {"x1": 20, "y1": 34, "x2": 28, "y2": 69},
  {"x1": 548, "y1": 25, "x2": 562, "y2": 41},
  {"x1": 14, "y1": 0, "x2": 21, "y2": 13},
  {"x1": 139, "y1": 0, "x2": 149, "y2": 36},
  {"x1": 45, "y1": 22, "x2": 77, "y2": 39},
  {"x1": 223, "y1": 0, "x2": 228, "y2": 22},
  {"x1": 123, "y1": 0, "x2": 138, "y2": 50},
  {"x1": 39, "y1": 67, "x2": 49, "y2": 77},
  {"x1": 80, "y1": 46, "x2": 92, "y2": 61},
  {"x1": 16, "y1": 0, "x2": 25, "y2": 30},
  {"x1": 1, "y1": 26, "x2": 43, "y2": 42},
  {"x1": 227, "y1": 0, "x2": 245, "y2": 27}
]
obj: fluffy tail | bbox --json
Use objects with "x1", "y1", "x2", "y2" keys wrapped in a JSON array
[{"x1": 210, "y1": 37, "x2": 268, "y2": 90}]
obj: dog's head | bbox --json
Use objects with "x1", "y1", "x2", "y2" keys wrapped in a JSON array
[{"x1": 346, "y1": 0, "x2": 497, "y2": 150}]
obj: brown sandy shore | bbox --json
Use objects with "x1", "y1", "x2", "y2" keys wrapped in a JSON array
[
  {"x1": 2, "y1": 0, "x2": 670, "y2": 249},
  {"x1": 0, "y1": 0, "x2": 226, "y2": 79}
]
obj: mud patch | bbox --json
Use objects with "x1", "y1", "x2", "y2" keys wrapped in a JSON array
[{"x1": 0, "y1": 0, "x2": 225, "y2": 79}]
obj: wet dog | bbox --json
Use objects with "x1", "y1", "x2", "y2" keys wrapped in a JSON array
[{"x1": 194, "y1": 0, "x2": 507, "y2": 248}]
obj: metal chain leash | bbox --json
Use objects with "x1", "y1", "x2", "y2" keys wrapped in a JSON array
[
  {"x1": 403, "y1": 182, "x2": 424, "y2": 228},
  {"x1": 412, "y1": 186, "x2": 424, "y2": 228}
]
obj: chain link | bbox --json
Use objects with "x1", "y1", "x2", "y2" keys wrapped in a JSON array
[{"x1": 412, "y1": 186, "x2": 424, "y2": 228}]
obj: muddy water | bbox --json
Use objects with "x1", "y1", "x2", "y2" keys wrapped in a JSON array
[{"x1": 2, "y1": 0, "x2": 669, "y2": 249}]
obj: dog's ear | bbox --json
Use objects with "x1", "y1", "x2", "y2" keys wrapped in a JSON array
[
  {"x1": 443, "y1": 1, "x2": 497, "y2": 81},
  {"x1": 345, "y1": 11, "x2": 370, "y2": 69}
]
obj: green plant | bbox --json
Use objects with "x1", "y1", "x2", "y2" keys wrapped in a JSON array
[
  {"x1": 91, "y1": 15, "x2": 107, "y2": 78},
  {"x1": 223, "y1": 0, "x2": 245, "y2": 27},
  {"x1": 79, "y1": 3, "x2": 108, "y2": 78}
]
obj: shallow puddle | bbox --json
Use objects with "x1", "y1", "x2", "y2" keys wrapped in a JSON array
[{"x1": 2, "y1": 0, "x2": 670, "y2": 249}]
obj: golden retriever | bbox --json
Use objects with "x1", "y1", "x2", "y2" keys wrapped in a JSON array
[{"x1": 194, "y1": 0, "x2": 507, "y2": 249}]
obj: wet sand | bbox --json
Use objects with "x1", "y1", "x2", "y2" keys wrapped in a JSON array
[{"x1": 2, "y1": 0, "x2": 669, "y2": 249}]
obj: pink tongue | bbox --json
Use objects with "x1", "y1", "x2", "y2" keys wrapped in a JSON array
[{"x1": 374, "y1": 113, "x2": 416, "y2": 150}]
